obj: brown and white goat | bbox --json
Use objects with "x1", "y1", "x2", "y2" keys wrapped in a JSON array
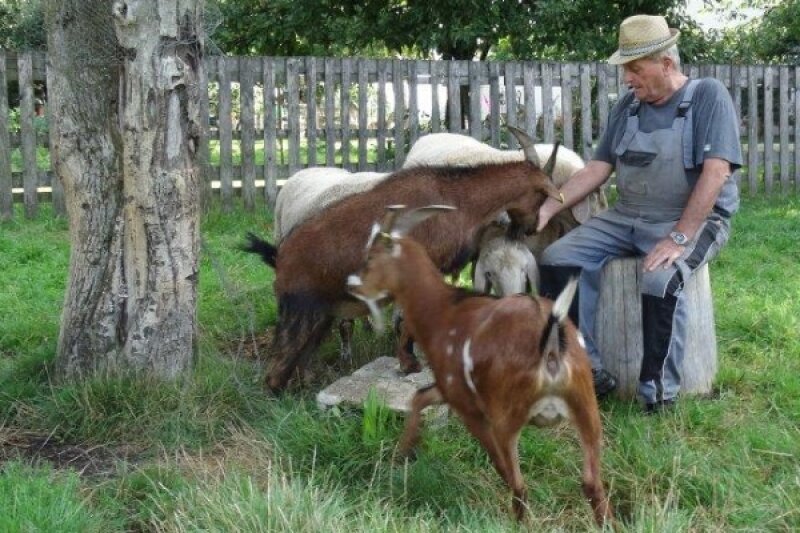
[
  {"x1": 347, "y1": 206, "x2": 613, "y2": 526},
  {"x1": 243, "y1": 142, "x2": 562, "y2": 393}
]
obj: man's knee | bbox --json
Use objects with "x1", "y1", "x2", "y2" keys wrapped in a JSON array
[{"x1": 540, "y1": 239, "x2": 574, "y2": 267}]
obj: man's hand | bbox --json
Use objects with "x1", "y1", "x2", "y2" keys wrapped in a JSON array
[
  {"x1": 643, "y1": 237, "x2": 685, "y2": 272},
  {"x1": 536, "y1": 197, "x2": 562, "y2": 232}
]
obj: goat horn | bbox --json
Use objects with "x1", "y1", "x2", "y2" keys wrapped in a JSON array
[
  {"x1": 507, "y1": 125, "x2": 541, "y2": 167},
  {"x1": 543, "y1": 141, "x2": 560, "y2": 177},
  {"x1": 379, "y1": 205, "x2": 406, "y2": 234},
  {"x1": 391, "y1": 205, "x2": 456, "y2": 237}
]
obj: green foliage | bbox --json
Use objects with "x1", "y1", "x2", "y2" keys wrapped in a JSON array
[
  {"x1": 204, "y1": 0, "x2": 800, "y2": 64},
  {"x1": 735, "y1": 0, "x2": 800, "y2": 62},
  {"x1": 361, "y1": 388, "x2": 400, "y2": 446},
  {"x1": 0, "y1": 0, "x2": 46, "y2": 50},
  {"x1": 208, "y1": 0, "x2": 381, "y2": 56},
  {"x1": 209, "y1": 0, "x2": 694, "y2": 61},
  {"x1": 503, "y1": 0, "x2": 697, "y2": 61}
]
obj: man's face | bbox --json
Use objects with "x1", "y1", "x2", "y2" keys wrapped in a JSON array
[{"x1": 622, "y1": 56, "x2": 671, "y2": 104}]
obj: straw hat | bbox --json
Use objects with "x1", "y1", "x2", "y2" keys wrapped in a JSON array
[{"x1": 608, "y1": 15, "x2": 680, "y2": 65}]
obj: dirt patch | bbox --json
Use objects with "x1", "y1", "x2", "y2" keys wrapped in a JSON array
[{"x1": 0, "y1": 429, "x2": 143, "y2": 478}]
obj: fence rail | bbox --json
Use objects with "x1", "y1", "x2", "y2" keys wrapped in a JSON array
[{"x1": 1, "y1": 50, "x2": 798, "y2": 218}]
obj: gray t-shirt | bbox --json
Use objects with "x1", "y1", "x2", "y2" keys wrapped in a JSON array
[{"x1": 594, "y1": 77, "x2": 743, "y2": 216}]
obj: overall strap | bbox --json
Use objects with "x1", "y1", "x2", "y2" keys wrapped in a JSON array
[
  {"x1": 678, "y1": 79, "x2": 701, "y2": 169},
  {"x1": 614, "y1": 98, "x2": 641, "y2": 157}
]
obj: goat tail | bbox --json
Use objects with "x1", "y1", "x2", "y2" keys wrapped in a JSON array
[
  {"x1": 552, "y1": 276, "x2": 578, "y2": 325},
  {"x1": 539, "y1": 277, "x2": 578, "y2": 376},
  {"x1": 242, "y1": 232, "x2": 278, "y2": 268}
]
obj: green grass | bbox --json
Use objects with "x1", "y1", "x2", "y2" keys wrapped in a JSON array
[{"x1": 0, "y1": 197, "x2": 799, "y2": 531}]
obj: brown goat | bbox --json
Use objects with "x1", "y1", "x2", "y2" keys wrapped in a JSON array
[
  {"x1": 346, "y1": 206, "x2": 613, "y2": 526},
  {"x1": 243, "y1": 144, "x2": 561, "y2": 392}
]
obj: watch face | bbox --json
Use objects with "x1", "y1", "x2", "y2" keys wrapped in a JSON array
[{"x1": 671, "y1": 232, "x2": 687, "y2": 245}]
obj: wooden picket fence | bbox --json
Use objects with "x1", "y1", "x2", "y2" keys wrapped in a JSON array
[{"x1": 1, "y1": 50, "x2": 799, "y2": 219}]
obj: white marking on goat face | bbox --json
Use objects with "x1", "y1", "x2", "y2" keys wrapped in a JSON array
[
  {"x1": 346, "y1": 274, "x2": 362, "y2": 287},
  {"x1": 462, "y1": 339, "x2": 477, "y2": 394},
  {"x1": 529, "y1": 396, "x2": 571, "y2": 427}
]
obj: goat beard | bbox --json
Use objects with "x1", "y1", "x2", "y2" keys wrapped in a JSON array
[{"x1": 350, "y1": 292, "x2": 389, "y2": 332}]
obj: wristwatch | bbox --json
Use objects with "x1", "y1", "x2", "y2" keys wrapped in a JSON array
[{"x1": 669, "y1": 231, "x2": 688, "y2": 246}]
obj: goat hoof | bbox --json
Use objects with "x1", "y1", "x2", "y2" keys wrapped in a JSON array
[
  {"x1": 398, "y1": 446, "x2": 418, "y2": 461},
  {"x1": 265, "y1": 375, "x2": 287, "y2": 395}
]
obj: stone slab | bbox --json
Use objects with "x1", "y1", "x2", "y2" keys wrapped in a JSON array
[{"x1": 316, "y1": 356, "x2": 448, "y2": 422}]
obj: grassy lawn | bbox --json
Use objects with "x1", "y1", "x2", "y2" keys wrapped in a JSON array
[{"x1": 0, "y1": 196, "x2": 798, "y2": 531}]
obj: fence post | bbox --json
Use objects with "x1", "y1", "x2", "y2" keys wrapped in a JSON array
[
  {"x1": 19, "y1": 52, "x2": 38, "y2": 218},
  {"x1": 0, "y1": 51, "x2": 12, "y2": 220}
]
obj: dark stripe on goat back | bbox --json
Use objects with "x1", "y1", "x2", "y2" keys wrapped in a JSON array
[
  {"x1": 538, "y1": 313, "x2": 567, "y2": 355},
  {"x1": 242, "y1": 232, "x2": 278, "y2": 268}
]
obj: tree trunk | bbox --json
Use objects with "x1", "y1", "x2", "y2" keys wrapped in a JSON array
[{"x1": 47, "y1": 0, "x2": 204, "y2": 379}]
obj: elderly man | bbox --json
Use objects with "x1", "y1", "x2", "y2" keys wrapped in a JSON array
[{"x1": 537, "y1": 14, "x2": 742, "y2": 413}]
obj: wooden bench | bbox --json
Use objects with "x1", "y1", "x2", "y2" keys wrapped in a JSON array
[{"x1": 595, "y1": 257, "x2": 717, "y2": 398}]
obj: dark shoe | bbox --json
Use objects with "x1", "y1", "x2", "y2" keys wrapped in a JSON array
[
  {"x1": 644, "y1": 398, "x2": 676, "y2": 415},
  {"x1": 592, "y1": 368, "x2": 617, "y2": 398}
]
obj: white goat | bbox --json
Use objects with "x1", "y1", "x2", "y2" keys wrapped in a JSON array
[
  {"x1": 274, "y1": 167, "x2": 387, "y2": 242},
  {"x1": 473, "y1": 232, "x2": 538, "y2": 296}
]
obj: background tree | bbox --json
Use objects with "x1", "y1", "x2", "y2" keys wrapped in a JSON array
[
  {"x1": 709, "y1": 0, "x2": 798, "y2": 62},
  {"x1": 209, "y1": 0, "x2": 698, "y2": 61},
  {"x1": 46, "y1": 0, "x2": 204, "y2": 379}
]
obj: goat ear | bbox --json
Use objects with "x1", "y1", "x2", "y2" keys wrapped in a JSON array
[
  {"x1": 507, "y1": 125, "x2": 541, "y2": 167},
  {"x1": 390, "y1": 205, "x2": 456, "y2": 237},
  {"x1": 379, "y1": 204, "x2": 406, "y2": 234}
]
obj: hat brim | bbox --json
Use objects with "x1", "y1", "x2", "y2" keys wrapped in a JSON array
[{"x1": 608, "y1": 29, "x2": 680, "y2": 65}]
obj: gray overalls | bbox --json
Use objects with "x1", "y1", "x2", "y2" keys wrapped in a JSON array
[{"x1": 541, "y1": 80, "x2": 730, "y2": 404}]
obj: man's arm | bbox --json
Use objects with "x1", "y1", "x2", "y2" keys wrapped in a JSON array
[
  {"x1": 642, "y1": 157, "x2": 731, "y2": 272},
  {"x1": 536, "y1": 159, "x2": 613, "y2": 232}
]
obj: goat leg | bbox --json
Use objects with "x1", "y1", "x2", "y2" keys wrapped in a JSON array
[
  {"x1": 493, "y1": 427, "x2": 528, "y2": 521},
  {"x1": 398, "y1": 384, "x2": 443, "y2": 458},
  {"x1": 475, "y1": 420, "x2": 529, "y2": 521},
  {"x1": 395, "y1": 321, "x2": 421, "y2": 374},
  {"x1": 567, "y1": 392, "x2": 614, "y2": 527},
  {"x1": 459, "y1": 415, "x2": 529, "y2": 518},
  {"x1": 266, "y1": 311, "x2": 333, "y2": 393},
  {"x1": 338, "y1": 319, "x2": 354, "y2": 362}
]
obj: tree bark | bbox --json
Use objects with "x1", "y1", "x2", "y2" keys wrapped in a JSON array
[{"x1": 47, "y1": 0, "x2": 204, "y2": 379}]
